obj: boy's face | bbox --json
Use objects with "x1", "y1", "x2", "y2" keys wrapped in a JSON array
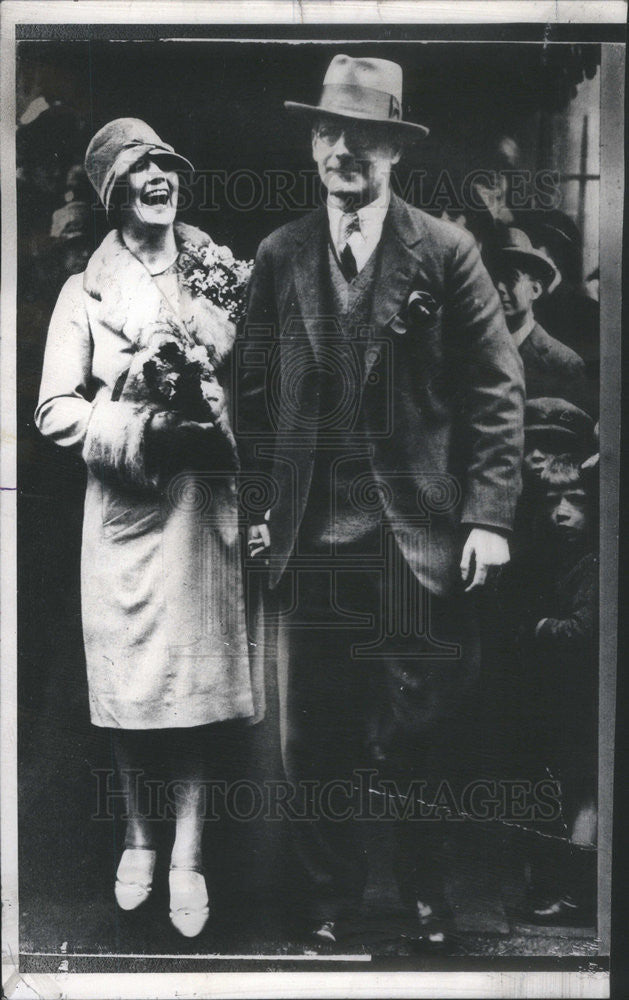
[
  {"x1": 543, "y1": 485, "x2": 588, "y2": 539},
  {"x1": 523, "y1": 431, "x2": 572, "y2": 479},
  {"x1": 523, "y1": 445, "x2": 551, "y2": 479},
  {"x1": 495, "y1": 266, "x2": 543, "y2": 328}
]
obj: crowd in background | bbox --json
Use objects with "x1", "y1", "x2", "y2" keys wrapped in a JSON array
[
  {"x1": 438, "y1": 135, "x2": 599, "y2": 924},
  {"x1": 17, "y1": 94, "x2": 600, "y2": 926}
]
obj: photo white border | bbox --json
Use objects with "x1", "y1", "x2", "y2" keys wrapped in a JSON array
[{"x1": 1, "y1": 2, "x2": 625, "y2": 998}]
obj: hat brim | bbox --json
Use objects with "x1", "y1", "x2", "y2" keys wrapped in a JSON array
[
  {"x1": 147, "y1": 147, "x2": 194, "y2": 173},
  {"x1": 102, "y1": 143, "x2": 194, "y2": 213},
  {"x1": 498, "y1": 247, "x2": 558, "y2": 288},
  {"x1": 284, "y1": 101, "x2": 429, "y2": 140},
  {"x1": 524, "y1": 424, "x2": 580, "y2": 440}
]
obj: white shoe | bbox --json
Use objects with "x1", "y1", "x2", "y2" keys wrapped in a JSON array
[
  {"x1": 169, "y1": 868, "x2": 209, "y2": 938},
  {"x1": 114, "y1": 848, "x2": 156, "y2": 911}
]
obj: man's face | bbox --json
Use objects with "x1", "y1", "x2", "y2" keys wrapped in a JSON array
[
  {"x1": 312, "y1": 118, "x2": 400, "y2": 207},
  {"x1": 543, "y1": 485, "x2": 588, "y2": 539},
  {"x1": 495, "y1": 266, "x2": 543, "y2": 327},
  {"x1": 121, "y1": 153, "x2": 179, "y2": 229}
]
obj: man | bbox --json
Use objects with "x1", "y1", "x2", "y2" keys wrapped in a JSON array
[
  {"x1": 529, "y1": 209, "x2": 599, "y2": 417},
  {"x1": 492, "y1": 228, "x2": 588, "y2": 408},
  {"x1": 238, "y1": 55, "x2": 524, "y2": 945},
  {"x1": 528, "y1": 209, "x2": 599, "y2": 360}
]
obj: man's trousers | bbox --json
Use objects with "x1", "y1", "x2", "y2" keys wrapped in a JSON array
[{"x1": 274, "y1": 533, "x2": 481, "y2": 922}]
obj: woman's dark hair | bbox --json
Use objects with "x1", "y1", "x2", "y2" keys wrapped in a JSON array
[{"x1": 107, "y1": 176, "x2": 131, "y2": 230}]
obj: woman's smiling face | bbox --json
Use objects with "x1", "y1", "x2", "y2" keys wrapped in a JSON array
[{"x1": 122, "y1": 153, "x2": 179, "y2": 228}]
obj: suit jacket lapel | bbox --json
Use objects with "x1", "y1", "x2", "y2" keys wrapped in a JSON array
[
  {"x1": 366, "y1": 194, "x2": 426, "y2": 378},
  {"x1": 290, "y1": 207, "x2": 329, "y2": 360},
  {"x1": 289, "y1": 196, "x2": 426, "y2": 374}
]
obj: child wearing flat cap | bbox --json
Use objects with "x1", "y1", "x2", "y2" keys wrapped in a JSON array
[{"x1": 517, "y1": 454, "x2": 598, "y2": 926}]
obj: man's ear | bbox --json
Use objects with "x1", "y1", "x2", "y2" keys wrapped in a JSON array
[
  {"x1": 529, "y1": 277, "x2": 544, "y2": 302},
  {"x1": 388, "y1": 140, "x2": 403, "y2": 166}
]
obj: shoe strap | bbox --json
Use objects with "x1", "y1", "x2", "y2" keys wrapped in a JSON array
[{"x1": 169, "y1": 864, "x2": 205, "y2": 876}]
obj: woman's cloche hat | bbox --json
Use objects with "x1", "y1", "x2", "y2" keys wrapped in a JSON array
[
  {"x1": 84, "y1": 118, "x2": 194, "y2": 213},
  {"x1": 284, "y1": 54, "x2": 429, "y2": 140}
]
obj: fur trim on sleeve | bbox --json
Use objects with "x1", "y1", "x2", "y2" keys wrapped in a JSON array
[{"x1": 82, "y1": 399, "x2": 158, "y2": 489}]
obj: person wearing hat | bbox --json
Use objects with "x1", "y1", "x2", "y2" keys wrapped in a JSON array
[
  {"x1": 522, "y1": 397, "x2": 595, "y2": 481},
  {"x1": 527, "y1": 209, "x2": 599, "y2": 393},
  {"x1": 513, "y1": 452, "x2": 598, "y2": 928},
  {"x1": 508, "y1": 395, "x2": 595, "y2": 562},
  {"x1": 492, "y1": 228, "x2": 588, "y2": 409},
  {"x1": 17, "y1": 100, "x2": 89, "y2": 260},
  {"x1": 238, "y1": 55, "x2": 525, "y2": 946},
  {"x1": 35, "y1": 119, "x2": 260, "y2": 938},
  {"x1": 478, "y1": 394, "x2": 595, "y2": 834}
]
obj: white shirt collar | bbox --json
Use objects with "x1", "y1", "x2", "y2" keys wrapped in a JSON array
[
  {"x1": 511, "y1": 313, "x2": 536, "y2": 349},
  {"x1": 328, "y1": 191, "x2": 389, "y2": 240},
  {"x1": 327, "y1": 190, "x2": 390, "y2": 272}
]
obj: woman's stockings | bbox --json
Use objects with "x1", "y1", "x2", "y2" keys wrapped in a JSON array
[{"x1": 111, "y1": 729, "x2": 159, "y2": 850}]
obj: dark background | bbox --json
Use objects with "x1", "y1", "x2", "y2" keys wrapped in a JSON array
[
  {"x1": 16, "y1": 38, "x2": 600, "y2": 253},
  {"x1": 16, "y1": 38, "x2": 605, "y2": 960}
]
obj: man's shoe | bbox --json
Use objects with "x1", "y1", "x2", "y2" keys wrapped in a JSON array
[
  {"x1": 312, "y1": 920, "x2": 337, "y2": 943},
  {"x1": 114, "y1": 848, "x2": 156, "y2": 911},
  {"x1": 527, "y1": 896, "x2": 595, "y2": 927},
  {"x1": 404, "y1": 899, "x2": 451, "y2": 952}
]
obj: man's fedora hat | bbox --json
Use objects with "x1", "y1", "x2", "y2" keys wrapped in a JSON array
[
  {"x1": 495, "y1": 227, "x2": 558, "y2": 289},
  {"x1": 284, "y1": 54, "x2": 429, "y2": 140}
]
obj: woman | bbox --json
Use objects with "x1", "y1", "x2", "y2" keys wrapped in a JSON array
[{"x1": 35, "y1": 119, "x2": 259, "y2": 938}]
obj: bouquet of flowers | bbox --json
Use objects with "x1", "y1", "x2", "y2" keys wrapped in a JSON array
[
  {"x1": 117, "y1": 318, "x2": 225, "y2": 425},
  {"x1": 115, "y1": 236, "x2": 252, "y2": 423},
  {"x1": 179, "y1": 239, "x2": 253, "y2": 325}
]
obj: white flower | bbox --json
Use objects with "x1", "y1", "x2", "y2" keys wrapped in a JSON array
[
  {"x1": 188, "y1": 344, "x2": 213, "y2": 369},
  {"x1": 215, "y1": 244, "x2": 233, "y2": 263}
]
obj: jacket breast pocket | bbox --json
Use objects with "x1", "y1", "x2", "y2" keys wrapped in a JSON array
[{"x1": 403, "y1": 310, "x2": 463, "y2": 421}]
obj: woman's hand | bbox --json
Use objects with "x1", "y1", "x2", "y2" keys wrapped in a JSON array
[{"x1": 146, "y1": 412, "x2": 236, "y2": 475}]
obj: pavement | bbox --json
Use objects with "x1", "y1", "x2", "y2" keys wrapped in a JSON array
[{"x1": 16, "y1": 710, "x2": 602, "y2": 972}]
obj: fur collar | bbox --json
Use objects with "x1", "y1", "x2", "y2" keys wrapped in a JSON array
[{"x1": 83, "y1": 222, "x2": 235, "y2": 364}]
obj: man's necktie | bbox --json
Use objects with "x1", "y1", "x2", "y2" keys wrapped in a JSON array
[{"x1": 339, "y1": 212, "x2": 360, "y2": 281}]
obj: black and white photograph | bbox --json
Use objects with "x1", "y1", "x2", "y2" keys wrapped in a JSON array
[{"x1": 0, "y1": 2, "x2": 625, "y2": 997}]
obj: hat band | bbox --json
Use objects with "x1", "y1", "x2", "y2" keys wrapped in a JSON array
[{"x1": 318, "y1": 84, "x2": 401, "y2": 121}]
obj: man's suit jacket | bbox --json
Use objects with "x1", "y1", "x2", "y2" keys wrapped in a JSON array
[
  {"x1": 237, "y1": 194, "x2": 525, "y2": 596},
  {"x1": 519, "y1": 322, "x2": 588, "y2": 409}
]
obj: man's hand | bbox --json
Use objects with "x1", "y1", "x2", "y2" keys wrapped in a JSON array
[
  {"x1": 247, "y1": 522, "x2": 271, "y2": 558},
  {"x1": 460, "y1": 528, "x2": 510, "y2": 592}
]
